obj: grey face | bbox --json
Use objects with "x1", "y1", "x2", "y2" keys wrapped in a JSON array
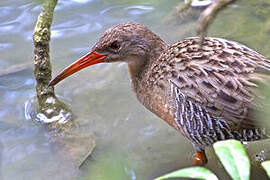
[{"x1": 92, "y1": 23, "x2": 152, "y2": 63}]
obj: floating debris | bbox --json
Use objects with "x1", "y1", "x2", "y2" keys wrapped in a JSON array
[{"x1": 185, "y1": 0, "x2": 214, "y2": 7}]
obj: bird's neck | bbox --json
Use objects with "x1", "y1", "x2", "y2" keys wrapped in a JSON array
[
  {"x1": 127, "y1": 39, "x2": 168, "y2": 100},
  {"x1": 127, "y1": 40, "x2": 174, "y2": 125}
]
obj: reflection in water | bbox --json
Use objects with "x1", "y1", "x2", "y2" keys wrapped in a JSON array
[{"x1": 0, "y1": 0, "x2": 270, "y2": 179}]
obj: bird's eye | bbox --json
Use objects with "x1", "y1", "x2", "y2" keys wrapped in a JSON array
[{"x1": 110, "y1": 41, "x2": 120, "y2": 50}]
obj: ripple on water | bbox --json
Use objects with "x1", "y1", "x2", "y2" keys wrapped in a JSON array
[
  {"x1": 0, "y1": 7, "x2": 13, "y2": 17},
  {"x1": 124, "y1": 5, "x2": 154, "y2": 16},
  {"x1": 0, "y1": 69, "x2": 34, "y2": 90},
  {"x1": 71, "y1": 0, "x2": 93, "y2": 4},
  {"x1": 24, "y1": 96, "x2": 37, "y2": 121},
  {"x1": 0, "y1": 43, "x2": 13, "y2": 51},
  {"x1": 51, "y1": 22, "x2": 102, "y2": 39},
  {"x1": 24, "y1": 95, "x2": 72, "y2": 125},
  {"x1": 36, "y1": 110, "x2": 72, "y2": 124},
  {"x1": 100, "y1": 5, "x2": 154, "y2": 18},
  {"x1": 0, "y1": 3, "x2": 34, "y2": 36},
  {"x1": 55, "y1": 0, "x2": 94, "y2": 11}
]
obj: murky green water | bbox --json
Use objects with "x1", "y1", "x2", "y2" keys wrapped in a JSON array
[{"x1": 1, "y1": 0, "x2": 270, "y2": 179}]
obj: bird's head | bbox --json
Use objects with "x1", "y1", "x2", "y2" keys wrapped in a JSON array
[{"x1": 49, "y1": 22, "x2": 166, "y2": 86}]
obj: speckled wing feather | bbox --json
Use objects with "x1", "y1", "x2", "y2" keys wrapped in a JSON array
[{"x1": 152, "y1": 37, "x2": 270, "y2": 131}]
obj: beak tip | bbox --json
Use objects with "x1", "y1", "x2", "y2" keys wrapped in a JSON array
[
  {"x1": 48, "y1": 51, "x2": 106, "y2": 87},
  {"x1": 48, "y1": 80, "x2": 55, "y2": 87}
]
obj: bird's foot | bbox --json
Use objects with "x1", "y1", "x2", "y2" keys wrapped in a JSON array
[{"x1": 192, "y1": 151, "x2": 208, "y2": 166}]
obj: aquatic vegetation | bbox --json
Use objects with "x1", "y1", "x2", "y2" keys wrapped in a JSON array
[{"x1": 155, "y1": 140, "x2": 269, "y2": 180}]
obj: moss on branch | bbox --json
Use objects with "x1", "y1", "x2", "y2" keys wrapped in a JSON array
[{"x1": 33, "y1": 0, "x2": 72, "y2": 129}]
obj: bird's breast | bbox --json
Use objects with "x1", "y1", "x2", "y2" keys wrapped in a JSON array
[{"x1": 132, "y1": 79, "x2": 184, "y2": 133}]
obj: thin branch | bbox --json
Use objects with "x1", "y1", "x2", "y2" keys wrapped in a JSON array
[
  {"x1": 33, "y1": 0, "x2": 72, "y2": 129},
  {"x1": 197, "y1": 0, "x2": 237, "y2": 46}
]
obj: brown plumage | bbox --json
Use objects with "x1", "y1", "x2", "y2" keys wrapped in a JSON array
[{"x1": 49, "y1": 22, "x2": 270, "y2": 165}]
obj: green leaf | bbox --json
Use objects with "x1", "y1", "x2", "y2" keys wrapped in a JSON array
[
  {"x1": 261, "y1": 161, "x2": 270, "y2": 178},
  {"x1": 214, "y1": 140, "x2": 250, "y2": 180},
  {"x1": 154, "y1": 167, "x2": 218, "y2": 180}
]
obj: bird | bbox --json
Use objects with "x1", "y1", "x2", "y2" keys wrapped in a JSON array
[{"x1": 49, "y1": 22, "x2": 270, "y2": 165}]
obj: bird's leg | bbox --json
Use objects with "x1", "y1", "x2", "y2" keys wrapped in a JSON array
[
  {"x1": 192, "y1": 145, "x2": 208, "y2": 166},
  {"x1": 192, "y1": 150, "x2": 208, "y2": 166}
]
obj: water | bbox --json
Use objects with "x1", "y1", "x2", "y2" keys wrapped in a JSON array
[{"x1": 1, "y1": 0, "x2": 270, "y2": 179}]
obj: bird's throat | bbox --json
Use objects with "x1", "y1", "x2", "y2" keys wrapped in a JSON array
[{"x1": 127, "y1": 56, "x2": 147, "y2": 78}]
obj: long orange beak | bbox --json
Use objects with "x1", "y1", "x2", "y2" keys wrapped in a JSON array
[{"x1": 49, "y1": 51, "x2": 106, "y2": 86}]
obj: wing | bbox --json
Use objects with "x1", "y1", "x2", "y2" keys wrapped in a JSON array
[{"x1": 152, "y1": 37, "x2": 270, "y2": 130}]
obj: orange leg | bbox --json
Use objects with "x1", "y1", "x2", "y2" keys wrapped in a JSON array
[{"x1": 192, "y1": 150, "x2": 208, "y2": 166}]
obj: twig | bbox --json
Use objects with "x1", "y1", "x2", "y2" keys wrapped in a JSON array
[{"x1": 197, "y1": 0, "x2": 237, "y2": 46}]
